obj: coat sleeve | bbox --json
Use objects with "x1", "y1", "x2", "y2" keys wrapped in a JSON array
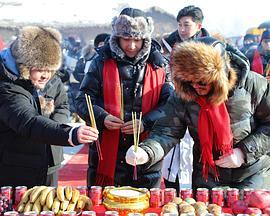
[
  {"x1": 0, "y1": 85, "x2": 72, "y2": 146},
  {"x1": 75, "y1": 58, "x2": 109, "y2": 130},
  {"x1": 236, "y1": 74, "x2": 270, "y2": 164},
  {"x1": 140, "y1": 93, "x2": 187, "y2": 167}
]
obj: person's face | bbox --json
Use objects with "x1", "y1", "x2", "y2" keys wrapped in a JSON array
[
  {"x1": 29, "y1": 68, "x2": 53, "y2": 89},
  {"x1": 178, "y1": 16, "x2": 202, "y2": 41},
  {"x1": 188, "y1": 81, "x2": 212, "y2": 96},
  {"x1": 119, "y1": 37, "x2": 143, "y2": 58},
  {"x1": 97, "y1": 41, "x2": 105, "y2": 47},
  {"x1": 261, "y1": 39, "x2": 270, "y2": 51}
]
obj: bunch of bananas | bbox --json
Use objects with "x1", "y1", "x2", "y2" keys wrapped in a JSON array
[{"x1": 16, "y1": 186, "x2": 92, "y2": 215}]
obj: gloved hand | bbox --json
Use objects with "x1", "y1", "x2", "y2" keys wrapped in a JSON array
[
  {"x1": 215, "y1": 148, "x2": 245, "y2": 168},
  {"x1": 125, "y1": 145, "x2": 149, "y2": 166}
]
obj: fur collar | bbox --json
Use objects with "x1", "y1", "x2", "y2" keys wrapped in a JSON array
[{"x1": 109, "y1": 36, "x2": 151, "y2": 63}]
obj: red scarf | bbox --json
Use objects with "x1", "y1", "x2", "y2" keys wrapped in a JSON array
[
  {"x1": 95, "y1": 59, "x2": 165, "y2": 186},
  {"x1": 196, "y1": 96, "x2": 233, "y2": 181},
  {"x1": 251, "y1": 49, "x2": 264, "y2": 75}
]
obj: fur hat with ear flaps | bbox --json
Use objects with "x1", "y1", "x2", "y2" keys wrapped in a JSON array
[
  {"x1": 11, "y1": 26, "x2": 62, "y2": 79},
  {"x1": 109, "y1": 8, "x2": 154, "y2": 61},
  {"x1": 171, "y1": 38, "x2": 237, "y2": 105}
]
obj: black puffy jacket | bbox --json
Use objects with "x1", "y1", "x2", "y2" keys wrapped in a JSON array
[{"x1": 76, "y1": 40, "x2": 174, "y2": 188}]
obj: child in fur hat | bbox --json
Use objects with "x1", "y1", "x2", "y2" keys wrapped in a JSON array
[
  {"x1": 0, "y1": 26, "x2": 99, "y2": 188},
  {"x1": 76, "y1": 8, "x2": 173, "y2": 188},
  {"x1": 126, "y1": 36, "x2": 270, "y2": 190}
]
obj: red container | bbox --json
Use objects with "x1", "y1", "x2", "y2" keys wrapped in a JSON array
[
  {"x1": 76, "y1": 186, "x2": 88, "y2": 196},
  {"x1": 1, "y1": 186, "x2": 13, "y2": 203},
  {"x1": 149, "y1": 188, "x2": 163, "y2": 208},
  {"x1": 90, "y1": 186, "x2": 102, "y2": 206},
  {"x1": 4, "y1": 211, "x2": 19, "y2": 216},
  {"x1": 127, "y1": 213, "x2": 143, "y2": 216},
  {"x1": 14, "y1": 186, "x2": 27, "y2": 205},
  {"x1": 196, "y1": 188, "x2": 209, "y2": 204},
  {"x1": 211, "y1": 187, "x2": 224, "y2": 206},
  {"x1": 81, "y1": 211, "x2": 96, "y2": 216},
  {"x1": 180, "y1": 188, "x2": 193, "y2": 200},
  {"x1": 226, "y1": 188, "x2": 239, "y2": 207},
  {"x1": 242, "y1": 188, "x2": 254, "y2": 203},
  {"x1": 163, "y1": 188, "x2": 176, "y2": 205},
  {"x1": 144, "y1": 213, "x2": 159, "y2": 216},
  {"x1": 105, "y1": 211, "x2": 119, "y2": 216},
  {"x1": 62, "y1": 211, "x2": 77, "y2": 216},
  {"x1": 23, "y1": 211, "x2": 38, "y2": 216},
  {"x1": 40, "y1": 211, "x2": 55, "y2": 216}
]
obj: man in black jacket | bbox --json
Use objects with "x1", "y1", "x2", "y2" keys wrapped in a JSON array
[{"x1": 76, "y1": 8, "x2": 173, "y2": 188}]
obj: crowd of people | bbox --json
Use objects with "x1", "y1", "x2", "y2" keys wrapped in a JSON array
[{"x1": 0, "y1": 5, "x2": 270, "y2": 195}]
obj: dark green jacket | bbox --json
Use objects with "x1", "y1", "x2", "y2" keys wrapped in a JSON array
[{"x1": 140, "y1": 44, "x2": 270, "y2": 189}]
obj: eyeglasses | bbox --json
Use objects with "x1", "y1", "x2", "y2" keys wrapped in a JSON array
[{"x1": 185, "y1": 80, "x2": 209, "y2": 87}]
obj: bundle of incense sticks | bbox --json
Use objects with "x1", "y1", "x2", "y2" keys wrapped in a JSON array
[
  {"x1": 85, "y1": 93, "x2": 103, "y2": 160},
  {"x1": 132, "y1": 111, "x2": 142, "y2": 180}
]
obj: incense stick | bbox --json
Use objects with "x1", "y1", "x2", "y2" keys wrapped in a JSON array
[
  {"x1": 132, "y1": 111, "x2": 142, "y2": 180},
  {"x1": 85, "y1": 93, "x2": 103, "y2": 160},
  {"x1": 120, "y1": 83, "x2": 124, "y2": 121}
]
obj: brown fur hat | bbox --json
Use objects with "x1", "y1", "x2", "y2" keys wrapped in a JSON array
[
  {"x1": 171, "y1": 40, "x2": 237, "y2": 105},
  {"x1": 11, "y1": 26, "x2": 62, "y2": 79}
]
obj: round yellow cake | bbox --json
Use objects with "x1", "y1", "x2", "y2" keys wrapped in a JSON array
[{"x1": 103, "y1": 186, "x2": 150, "y2": 215}]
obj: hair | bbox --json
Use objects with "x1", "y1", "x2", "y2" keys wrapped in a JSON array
[
  {"x1": 176, "y1": 5, "x2": 204, "y2": 23},
  {"x1": 94, "y1": 33, "x2": 110, "y2": 48}
]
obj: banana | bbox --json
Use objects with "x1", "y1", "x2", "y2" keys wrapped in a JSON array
[
  {"x1": 51, "y1": 197, "x2": 61, "y2": 214},
  {"x1": 76, "y1": 196, "x2": 86, "y2": 210},
  {"x1": 60, "y1": 199, "x2": 69, "y2": 211},
  {"x1": 65, "y1": 186, "x2": 73, "y2": 201},
  {"x1": 57, "y1": 210, "x2": 64, "y2": 216},
  {"x1": 40, "y1": 186, "x2": 54, "y2": 206},
  {"x1": 79, "y1": 195, "x2": 92, "y2": 210},
  {"x1": 56, "y1": 186, "x2": 66, "y2": 202},
  {"x1": 71, "y1": 189, "x2": 80, "y2": 203},
  {"x1": 24, "y1": 200, "x2": 33, "y2": 212},
  {"x1": 67, "y1": 202, "x2": 76, "y2": 211},
  {"x1": 19, "y1": 187, "x2": 37, "y2": 205},
  {"x1": 32, "y1": 197, "x2": 42, "y2": 213},
  {"x1": 30, "y1": 186, "x2": 47, "y2": 203},
  {"x1": 46, "y1": 188, "x2": 56, "y2": 209},
  {"x1": 16, "y1": 202, "x2": 25, "y2": 213},
  {"x1": 43, "y1": 205, "x2": 50, "y2": 211}
]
